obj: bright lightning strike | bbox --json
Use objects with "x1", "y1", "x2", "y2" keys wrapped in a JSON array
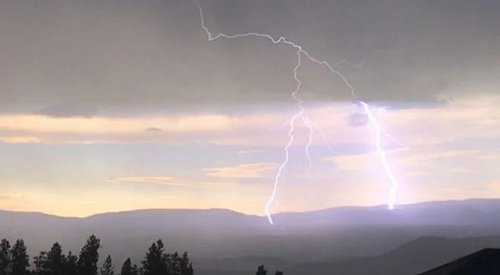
[
  {"x1": 360, "y1": 102, "x2": 399, "y2": 210},
  {"x1": 194, "y1": 0, "x2": 401, "y2": 224}
]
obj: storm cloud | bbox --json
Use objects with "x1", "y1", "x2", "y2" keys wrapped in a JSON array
[{"x1": 0, "y1": 0, "x2": 499, "y2": 117}]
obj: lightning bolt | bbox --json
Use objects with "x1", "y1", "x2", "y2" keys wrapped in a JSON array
[
  {"x1": 360, "y1": 102, "x2": 399, "y2": 210},
  {"x1": 194, "y1": 0, "x2": 400, "y2": 224}
]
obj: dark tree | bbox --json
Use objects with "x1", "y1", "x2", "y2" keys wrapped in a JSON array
[
  {"x1": 179, "y1": 252, "x2": 194, "y2": 275},
  {"x1": 179, "y1": 252, "x2": 193, "y2": 275},
  {"x1": 100, "y1": 255, "x2": 114, "y2": 275},
  {"x1": 275, "y1": 272, "x2": 284, "y2": 275},
  {"x1": 46, "y1": 242, "x2": 64, "y2": 275},
  {"x1": 120, "y1": 258, "x2": 136, "y2": 275},
  {"x1": 33, "y1": 251, "x2": 48, "y2": 275},
  {"x1": 77, "y1": 235, "x2": 101, "y2": 275},
  {"x1": 142, "y1": 240, "x2": 169, "y2": 275},
  {"x1": 256, "y1": 265, "x2": 267, "y2": 275},
  {"x1": 0, "y1": 239, "x2": 11, "y2": 275},
  {"x1": 11, "y1": 239, "x2": 29, "y2": 275},
  {"x1": 121, "y1": 258, "x2": 139, "y2": 275},
  {"x1": 169, "y1": 252, "x2": 180, "y2": 275},
  {"x1": 62, "y1": 251, "x2": 78, "y2": 275},
  {"x1": 132, "y1": 264, "x2": 140, "y2": 275},
  {"x1": 0, "y1": 235, "x2": 193, "y2": 275},
  {"x1": 186, "y1": 263, "x2": 194, "y2": 275}
]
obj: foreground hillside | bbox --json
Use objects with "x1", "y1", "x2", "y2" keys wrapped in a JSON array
[{"x1": 288, "y1": 236, "x2": 500, "y2": 275}]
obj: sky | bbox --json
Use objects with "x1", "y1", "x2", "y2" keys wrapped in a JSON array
[{"x1": 0, "y1": 0, "x2": 499, "y2": 217}]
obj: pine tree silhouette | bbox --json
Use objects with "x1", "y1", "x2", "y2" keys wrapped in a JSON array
[
  {"x1": 47, "y1": 242, "x2": 64, "y2": 275},
  {"x1": 100, "y1": 255, "x2": 114, "y2": 275},
  {"x1": 0, "y1": 239, "x2": 11, "y2": 275},
  {"x1": 62, "y1": 251, "x2": 78, "y2": 275},
  {"x1": 120, "y1": 258, "x2": 139, "y2": 275},
  {"x1": 142, "y1": 240, "x2": 169, "y2": 275},
  {"x1": 0, "y1": 235, "x2": 195, "y2": 275},
  {"x1": 256, "y1": 264, "x2": 267, "y2": 275},
  {"x1": 33, "y1": 251, "x2": 48, "y2": 275},
  {"x1": 180, "y1": 252, "x2": 193, "y2": 275},
  {"x1": 120, "y1": 258, "x2": 135, "y2": 275},
  {"x1": 77, "y1": 235, "x2": 101, "y2": 275},
  {"x1": 11, "y1": 239, "x2": 29, "y2": 275}
]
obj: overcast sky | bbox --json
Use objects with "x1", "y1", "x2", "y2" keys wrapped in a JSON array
[{"x1": 0, "y1": 0, "x2": 499, "y2": 217}]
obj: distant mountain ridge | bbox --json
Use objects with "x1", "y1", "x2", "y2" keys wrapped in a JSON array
[
  {"x1": 2, "y1": 199, "x2": 500, "y2": 275},
  {"x1": 4, "y1": 198, "x2": 500, "y2": 222},
  {"x1": 272, "y1": 198, "x2": 500, "y2": 226}
]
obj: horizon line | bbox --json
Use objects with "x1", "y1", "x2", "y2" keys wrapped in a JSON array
[{"x1": 0, "y1": 197, "x2": 498, "y2": 219}]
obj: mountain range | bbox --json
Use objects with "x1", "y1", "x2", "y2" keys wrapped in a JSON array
[{"x1": 2, "y1": 199, "x2": 500, "y2": 274}]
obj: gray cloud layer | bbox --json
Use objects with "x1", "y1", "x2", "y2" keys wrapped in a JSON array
[{"x1": 0, "y1": 0, "x2": 499, "y2": 116}]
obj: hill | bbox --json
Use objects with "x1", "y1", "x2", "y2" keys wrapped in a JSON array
[
  {"x1": 2, "y1": 199, "x2": 500, "y2": 274},
  {"x1": 289, "y1": 236, "x2": 500, "y2": 275},
  {"x1": 418, "y1": 248, "x2": 500, "y2": 275}
]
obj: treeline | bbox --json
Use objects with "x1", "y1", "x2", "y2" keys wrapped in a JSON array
[
  {"x1": 0, "y1": 235, "x2": 193, "y2": 275},
  {"x1": 255, "y1": 265, "x2": 283, "y2": 275}
]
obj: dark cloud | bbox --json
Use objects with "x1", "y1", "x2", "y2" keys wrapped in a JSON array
[
  {"x1": 36, "y1": 102, "x2": 100, "y2": 118},
  {"x1": 0, "y1": 0, "x2": 499, "y2": 117},
  {"x1": 346, "y1": 112, "x2": 369, "y2": 128}
]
